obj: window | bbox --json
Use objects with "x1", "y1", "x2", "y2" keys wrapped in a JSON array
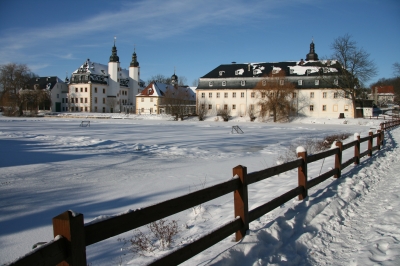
[
  {"x1": 208, "y1": 104, "x2": 212, "y2": 110},
  {"x1": 241, "y1": 80, "x2": 245, "y2": 86},
  {"x1": 345, "y1": 92, "x2": 350, "y2": 98},
  {"x1": 85, "y1": 87, "x2": 87, "y2": 92},
  {"x1": 150, "y1": 98, "x2": 153, "y2": 102},
  {"x1": 201, "y1": 104, "x2": 205, "y2": 109},
  {"x1": 75, "y1": 88, "x2": 78, "y2": 93},
  {"x1": 334, "y1": 79, "x2": 338, "y2": 85},
  {"x1": 310, "y1": 92, "x2": 314, "y2": 98},
  {"x1": 103, "y1": 88, "x2": 105, "y2": 94},
  {"x1": 217, "y1": 92, "x2": 220, "y2": 98},
  {"x1": 71, "y1": 98, "x2": 74, "y2": 103},
  {"x1": 57, "y1": 94, "x2": 59, "y2": 99},
  {"x1": 315, "y1": 80, "x2": 319, "y2": 85},
  {"x1": 209, "y1": 81, "x2": 213, "y2": 87},
  {"x1": 66, "y1": 98, "x2": 68, "y2": 103},
  {"x1": 209, "y1": 92, "x2": 212, "y2": 98},
  {"x1": 261, "y1": 92, "x2": 266, "y2": 98},
  {"x1": 306, "y1": 69, "x2": 311, "y2": 75},
  {"x1": 310, "y1": 105, "x2": 314, "y2": 111},
  {"x1": 251, "y1": 92, "x2": 255, "y2": 98},
  {"x1": 103, "y1": 107, "x2": 106, "y2": 113},
  {"x1": 85, "y1": 107, "x2": 88, "y2": 112},
  {"x1": 95, "y1": 97, "x2": 97, "y2": 103},
  {"x1": 298, "y1": 80, "x2": 303, "y2": 86},
  {"x1": 219, "y1": 71, "x2": 225, "y2": 76},
  {"x1": 279, "y1": 80, "x2": 284, "y2": 85},
  {"x1": 344, "y1": 105, "x2": 349, "y2": 111},
  {"x1": 85, "y1": 98, "x2": 87, "y2": 103},
  {"x1": 322, "y1": 105, "x2": 327, "y2": 111},
  {"x1": 201, "y1": 92, "x2": 205, "y2": 98},
  {"x1": 62, "y1": 98, "x2": 64, "y2": 103},
  {"x1": 222, "y1": 81, "x2": 226, "y2": 86},
  {"x1": 94, "y1": 87, "x2": 97, "y2": 93},
  {"x1": 262, "y1": 80, "x2": 266, "y2": 86},
  {"x1": 95, "y1": 106, "x2": 97, "y2": 112},
  {"x1": 323, "y1": 67, "x2": 328, "y2": 73},
  {"x1": 232, "y1": 104, "x2": 236, "y2": 110},
  {"x1": 323, "y1": 92, "x2": 327, "y2": 98},
  {"x1": 80, "y1": 88, "x2": 83, "y2": 92},
  {"x1": 103, "y1": 98, "x2": 105, "y2": 104},
  {"x1": 232, "y1": 92, "x2": 236, "y2": 98},
  {"x1": 75, "y1": 98, "x2": 78, "y2": 103},
  {"x1": 80, "y1": 98, "x2": 83, "y2": 103},
  {"x1": 333, "y1": 92, "x2": 338, "y2": 98},
  {"x1": 75, "y1": 107, "x2": 78, "y2": 111},
  {"x1": 292, "y1": 92, "x2": 297, "y2": 98},
  {"x1": 241, "y1": 92, "x2": 245, "y2": 98},
  {"x1": 224, "y1": 92, "x2": 228, "y2": 98},
  {"x1": 224, "y1": 104, "x2": 228, "y2": 110},
  {"x1": 80, "y1": 107, "x2": 83, "y2": 111},
  {"x1": 141, "y1": 98, "x2": 144, "y2": 102}
]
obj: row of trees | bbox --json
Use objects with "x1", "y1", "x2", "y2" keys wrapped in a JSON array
[{"x1": 0, "y1": 63, "x2": 51, "y2": 116}]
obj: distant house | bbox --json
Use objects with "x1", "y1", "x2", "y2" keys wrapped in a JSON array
[
  {"x1": 196, "y1": 41, "x2": 355, "y2": 119},
  {"x1": 370, "y1": 85, "x2": 395, "y2": 107},
  {"x1": 136, "y1": 73, "x2": 196, "y2": 115},
  {"x1": 23, "y1": 76, "x2": 68, "y2": 112}
]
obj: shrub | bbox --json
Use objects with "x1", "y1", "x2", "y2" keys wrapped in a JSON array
[{"x1": 277, "y1": 133, "x2": 351, "y2": 163}]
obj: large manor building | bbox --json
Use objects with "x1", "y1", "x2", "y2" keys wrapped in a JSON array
[
  {"x1": 196, "y1": 41, "x2": 356, "y2": 119},
  {"x1": 66, "y1": 40, "x2": 144, "y2": 113}
]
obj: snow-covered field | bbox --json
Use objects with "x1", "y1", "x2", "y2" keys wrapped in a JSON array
[{"x1": 1, "y1": 114, "x2": 399, "y2": 265}]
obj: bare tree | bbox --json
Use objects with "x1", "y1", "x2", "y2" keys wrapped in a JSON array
[
  {"x1": 197, "y1": 99, "x2": 209, "y2": 121},
  {"x1": 106, "y1": 97, "x2": 118, "y2": 113},
  {"x1": 393, "y1": 62, "x2": 400, "y2": 77},
  {"x1": 192, "y1": 79, "x2": 199, "y2": 87},
  {"x1": 146, "y1": 74, "x2": 171, "y2": 85},
  {"x1": 329, "y1": 34, "x2": 378, "y2": 117},
  {"x1": 162, "y1": 86, "x2": 195, "y2": 120},
  {"x1": 253, "y1": 71, "x2": 296, "y2": 122},
  {"x1": 247, "y1": 105, "x2": 256, "y2": 121},
  {"x1": 0, "y1": 63, "x2": 37, "y2": 116},
  {"x1": 217, "y1": 104, "x2": 231, "y2": 121}
]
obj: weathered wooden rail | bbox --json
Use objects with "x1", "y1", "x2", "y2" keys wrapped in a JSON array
[{"x1": 8, "y1": 119, "x2": 400, "y2": 266}]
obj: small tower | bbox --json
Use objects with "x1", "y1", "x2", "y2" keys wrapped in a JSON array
[
  {"x1": 306, "y1": 39, "x2": 319, "y2": 61},
  {"x1": 171, "y1": 67, "x2": 178, "y2": 88},
  {"x1": 108, "y1": 37, "x2": 120, "y2": 109},
  {"x1": 129, "y1": 45, "x2": 140, "y2": 108}
]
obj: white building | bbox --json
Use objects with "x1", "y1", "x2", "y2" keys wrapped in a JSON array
[
  {"x1": 196, "y1": 41, "x2": 355, "y2": 120},
  {"x1": 67, "y1": 41, "x2": 144, "y2": 113}
]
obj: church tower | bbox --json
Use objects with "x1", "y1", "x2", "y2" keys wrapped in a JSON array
[
  {"x1": 306, "y1": 39, "x2": 319, "y2": 61},
  {"x1": 129, "y1": 46, "x2": 140, "y2": 108},
  {"x1": 108, "y1": 37, "x2": 120, "y2": 103},
  {"x1": 171, "y1": 68, "x2": 178, "y2": 88}
]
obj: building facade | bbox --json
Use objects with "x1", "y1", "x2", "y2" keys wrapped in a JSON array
[
  {"x1": 196, "y1": 42, "x2": 354, "y2": 119},
  {"x1": 67, "y1": 41, "x2": 144, "y2": 113}
]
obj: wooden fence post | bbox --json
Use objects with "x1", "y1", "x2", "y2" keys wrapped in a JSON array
[
  {"x1": 334, "y1": 141, "x2": 342, "y2": 178},
  {"x1": 297, "y1": 147, "x2": 307, "y2": 200},
  {"x1": 377, "y1": 130, "x2": 381, "y2": 150},
  {"x1": 233, "y1": 165, "x2": 249, "y2": 241},
  {"x1": 53, "y1": 211, "x2": 86, "y2": 266},
  {"x1": 368, "y1": 131, "x2": 373, "y2": 157},
  {"x1": 354, "y1": 133, "x2": 360, "y2": 165}
]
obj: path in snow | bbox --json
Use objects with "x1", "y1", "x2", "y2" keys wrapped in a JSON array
[{"x1": 191, "y1": 128, "x2": 400, "y2": 266}]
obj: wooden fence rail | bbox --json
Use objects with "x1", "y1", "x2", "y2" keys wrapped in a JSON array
[{"x1": 8, "y1": 119, "x2": 400, "y2": 266}]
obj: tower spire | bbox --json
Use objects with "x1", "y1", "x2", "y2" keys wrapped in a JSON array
[
  {"x1": 306, "y1": 38, "x2": 319, "y2": 61},
  {"x1": 109, "y1": 37, "x2": 119, "y2": 62},
  {"x1": 130, "y1": 45, "x2": 139, "y2": 67}
]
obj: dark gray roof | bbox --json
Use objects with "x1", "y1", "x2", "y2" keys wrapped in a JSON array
[{"x1": 25, "y1": 76, "x2": 64, "y2": 90}]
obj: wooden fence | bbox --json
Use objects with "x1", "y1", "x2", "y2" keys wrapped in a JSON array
[{"x1": 9, "y1": 119, "x2": 400, "y2": 266}]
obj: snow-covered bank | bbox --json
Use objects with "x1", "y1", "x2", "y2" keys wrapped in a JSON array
[{"x1": 0, "y1": 116, "x2": 397, "y2": 265}]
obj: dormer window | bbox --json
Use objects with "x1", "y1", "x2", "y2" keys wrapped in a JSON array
[
  {"x1": 219, "y1": 71, "x2": 225, "y2": 76},
  {"x1": 148, "y1": 88, "x2": 153, "y2": 94},
  {"x1": 235, "y1": 69, "x2": 244, "y2": 75},
  {"x1": 262, "y1": 80, "x2": 266, "y2": 86},
  {"x1": 241, "y1": 80, "x2": 246, "y2": 86},
  {"x1": 222, "y1": 81, "x2": 226, "y2": 86},
  {"x1": 298, "y1": 80, "x2": 303, "y2": 85},
  {"x1": 323, "y1": 67, "x2": 328, "y2": 73},
  {"x1": 290, "y1": 69, "x2": 294, "y2": 74},
  {"x1": 315, "y1": 80, "x2": 319, "y2": 85},
  {"x1": 334, "y1": 79, "x2": 338, "y2": 85},
  {"x1": 209, "y1": 81, "x2": 213, "y2": 87},
  {"x1": 306, "y1": 69, "x2": 311, "y2": 75},
  {"x1": 279, "y1": 80, "x2": 284, "y2": 86}
]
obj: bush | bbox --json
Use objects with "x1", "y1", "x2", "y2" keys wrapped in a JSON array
[
  {"x1": 277, "y1": 133, "x2": 351, "y2": 163},
  {"x1": 119, "y1": 219, "x2": 179, "y2": 256}
]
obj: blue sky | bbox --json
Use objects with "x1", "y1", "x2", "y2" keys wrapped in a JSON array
[{"x1": 0, "y1": 0, "x2": 399, "y2": 87}]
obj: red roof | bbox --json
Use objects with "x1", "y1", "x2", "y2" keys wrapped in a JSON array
[{"x1": 373, "y1": 85, "x2": 394, "y2": 94}]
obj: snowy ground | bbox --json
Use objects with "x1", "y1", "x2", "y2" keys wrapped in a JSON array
[{"x1": 0, "y1": 114, "x2": 398, "y2": 265}]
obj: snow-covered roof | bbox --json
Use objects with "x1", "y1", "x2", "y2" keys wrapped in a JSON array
[{"x1": 138, "y1": 82, "x2": 196, "y2": 100}]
